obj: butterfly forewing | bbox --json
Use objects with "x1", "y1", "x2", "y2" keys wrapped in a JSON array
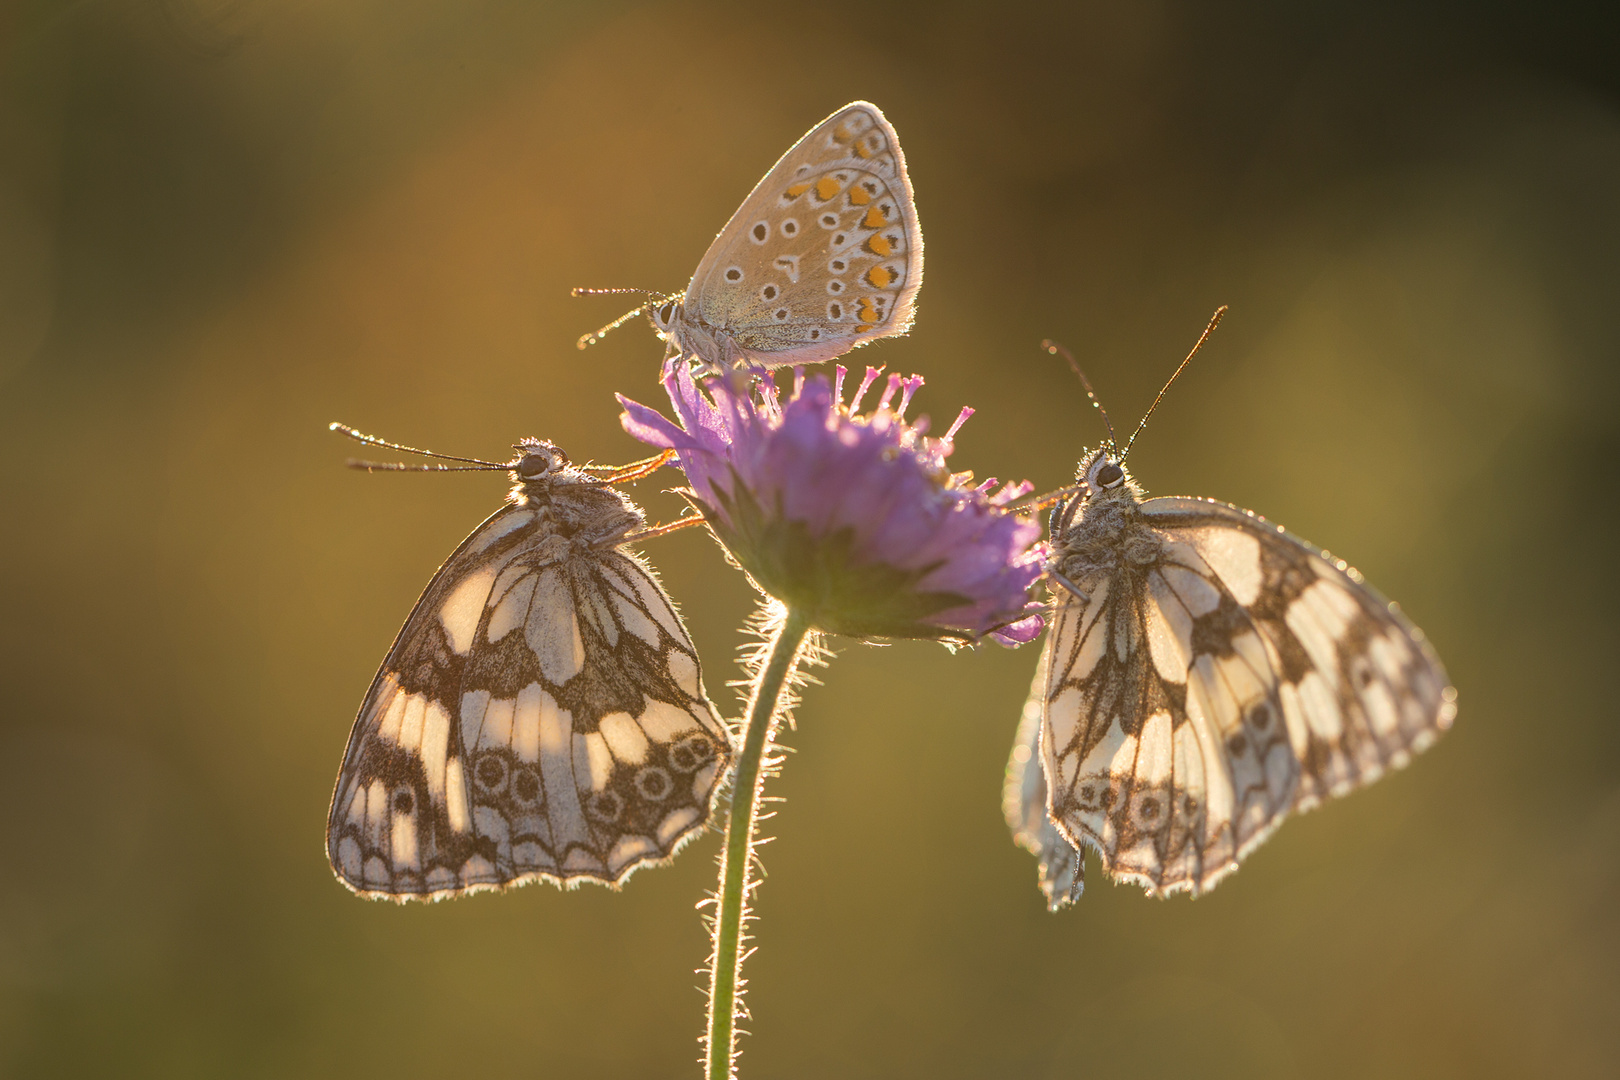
[
  {"x1": 674, "y1": 101, "x2": 923, "y2": 368},
  {"x1": 1023, "y1": 476, "x2": 1454, "y2": 900},
  {"x1": 328, "y1": 484, "x2": 730, "y2": 901}
]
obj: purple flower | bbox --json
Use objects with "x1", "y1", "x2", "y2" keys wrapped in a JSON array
[{"x1": 619, "y1": 362, "x2": 1046, "y2": 645}]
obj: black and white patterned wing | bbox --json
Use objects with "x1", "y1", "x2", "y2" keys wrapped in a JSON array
[
  {"x1": 1041, "y1": 498, "x2": 1455, "y2": 898},
  {"x1": 1142, "y1": 497, "x2": 1455, "y2": 814},
  {"x1": 327, "y1": 508, "x2": 730, "y2": 900},
  {"x1": 1004, "y1": 644, "x2": 1084, "y2": 910},
  {"x1": 1041, "y1": 536, "x2": 1299, "y2": 897}
]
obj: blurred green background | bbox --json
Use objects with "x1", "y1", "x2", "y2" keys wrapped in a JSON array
[{"x1": 2, "y1": 1, "x2": 1618, "y2": 1076}]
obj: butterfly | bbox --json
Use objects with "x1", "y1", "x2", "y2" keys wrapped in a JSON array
[
  {"x1": 324, "y1": 425, "x2": 732, "y2": 901},
  {"x1": 1006, "y1": 322, "x2": 1456, "y2": 906},
  {"x1": 582, "y1": 101, "x2": 923, "y2": 373}
]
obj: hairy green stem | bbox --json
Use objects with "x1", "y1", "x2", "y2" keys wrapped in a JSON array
[{"x1": 705, "y1": 609, "x2": 811, "y2": 1079}]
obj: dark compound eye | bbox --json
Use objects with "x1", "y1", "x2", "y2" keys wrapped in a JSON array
[
  {"x1": 517, "y1": 454, "x2": 549, "y2": 478},
  {"x1": 1095, "y1": 463, "x2": 1125, "y2": 488},
  {"x1": 657, "y1": 302, "x2": 676, "y2": 323}
]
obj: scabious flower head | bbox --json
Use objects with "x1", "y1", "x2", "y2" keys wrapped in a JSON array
[{"x1": 619, "y1": 362, "x2": 1046, "y2": 645}]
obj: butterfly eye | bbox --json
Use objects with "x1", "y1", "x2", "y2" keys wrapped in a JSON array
[
  {"x1": 1095, "y1": 463, "x2": 1125, "y2": 488},
  {"x1": 517, "y1": 453, "x2": 551, "y2": 479},
  {"x1": 656, "y1": 301, "x2": 676, "y2": 325}
]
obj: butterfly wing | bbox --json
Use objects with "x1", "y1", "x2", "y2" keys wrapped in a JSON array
[
  {"x1": 1040, "y1": 498, "x2": 1453, "y2": 897},
  {"x1": 681, "y1": 100, "x2": 923, "y2": 367},
  {"x1": 327, "y1": 506, "x2": 731, "y2": 900},
  {"x1": 1004, "y1": 644, "x2": 1085, "y2": 910},
  {"x1": 1041, "y1": 540, "x2": 1297, "y2": 897},
  {"x1": 1142, "y1": 497, "x2": 1455, "y2": 813}
]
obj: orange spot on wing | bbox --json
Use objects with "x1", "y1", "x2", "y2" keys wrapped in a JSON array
[
  {"x1": 854, "y1": 139, "x2": 874, "y2": 159},
  {"x1": 861, "y1": 205, "x2": 887, "y2": 229},
  {"x1": 848, "y1": 185, "x2": 872, "y2": 206},
  {"x1": 854, "y1": 323, "x2": 874, "y2": 334},
  {"x1": 857, "y1": 298, "x2": 882, "y2": 322},
  {"x1": 815, "y1": 175, "x2": 842, "y2": 201},
  {"x1": 866, "y1": 234, "x2": 894, "y2": 257},
  {"x1": 865, "y1": 266, "x2": 894, "y2": 289},
  {"x1": 785, "y1": 182, "x2": 812, "y2": 198}
]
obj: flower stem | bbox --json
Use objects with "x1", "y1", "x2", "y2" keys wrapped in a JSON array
[{"x1": 706, "y1": 608, "x2": 811, "y2": 1079}]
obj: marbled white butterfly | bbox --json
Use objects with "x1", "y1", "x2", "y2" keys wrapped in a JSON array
[
  {"x1": 325, "y1": 425, "x2": 731, "y2": 901},
  {"x1": 1006, "y1": 319, "x2": 1456, "y2": 906}
]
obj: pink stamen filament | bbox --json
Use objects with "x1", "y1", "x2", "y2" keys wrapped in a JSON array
[{"x1": 944, "y1": 406, "x2": 974, "y2": 442}]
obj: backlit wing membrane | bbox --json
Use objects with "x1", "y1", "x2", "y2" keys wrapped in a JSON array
[{"x1": 328, "y1": 505, "x2": 730, "y2": 900}]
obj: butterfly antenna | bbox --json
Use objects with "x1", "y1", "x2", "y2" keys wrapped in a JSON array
[
  {"x1": 1043, "y1": 339, "x2": 1118, "y2": 454},
  {"x1": 1121, "y1": 305, "x2": 1227, "y2": 460},
  {"x1": 343, "y1": 460, "x2": 509, "y2": 473},
  {"x1": 328, "y1": 422, "x2": 510, "y2": 470},
  {"x1": 572, "y1": 287, "x2": 680, "y2": 350}
]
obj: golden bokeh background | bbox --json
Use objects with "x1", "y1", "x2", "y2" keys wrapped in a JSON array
[{"x1": 2, "y1": 2, "x2": 1618, "y2": 1076}]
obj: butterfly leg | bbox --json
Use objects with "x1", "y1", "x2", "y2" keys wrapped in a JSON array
[
  {"x1": 624, "y1": 512, "x2": 707, "y2": 544},
  {"x1": 589, "y1": 448, "x2": 677, "y2": 484}
]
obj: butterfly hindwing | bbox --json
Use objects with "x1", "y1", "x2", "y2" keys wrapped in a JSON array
[
  {"x1": 1003, "y1": 645, "x2": 1085, "y2": 910},
  {"x1": 328, "y1": 494, "x2": 730, "y2": 901}
]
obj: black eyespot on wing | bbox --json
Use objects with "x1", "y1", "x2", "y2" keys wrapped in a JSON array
[
  {"x1": 511, "y1": 766, "x2": 542, "y2": 808},
  {"x1": 587, "y1": 790, "x2": 623, "y2": 823},
  {"x1": 669, "y1": 733, "x2": 718, "y2": 773},
  {"x1": 634, "y1": 765, "x2": 673, "y2": 801}
]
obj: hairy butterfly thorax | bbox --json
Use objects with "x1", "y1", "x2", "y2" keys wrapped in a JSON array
[
  {"x1": 1049, "y1": 450, "x2": 1161, "y2": 582},
  {"x1": 507, "y1": 441, "x2": 642, "y2": 542}
]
